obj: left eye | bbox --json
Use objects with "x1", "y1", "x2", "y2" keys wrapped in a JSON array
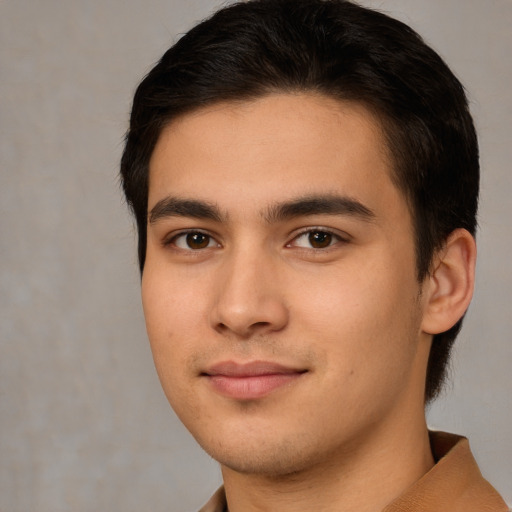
[
  {"x1": 172, "y1": 232, "x2": 219, "y2": 250},
  {"x1": 291, "y1": 230, "x2": 341, "y2": 249}
]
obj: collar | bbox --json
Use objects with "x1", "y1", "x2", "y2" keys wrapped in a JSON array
[
  {"x1": 199, "y1": 431, "x2": 508, "y2": 512},
  {"x1": 382, "y1": 431, "x2": 508, "y2": 512}
]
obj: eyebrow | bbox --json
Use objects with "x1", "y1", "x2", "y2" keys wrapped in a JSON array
[
  {"x1": 264, "y1": 195, "x2": 376, "y2": 223},
  {"x1": 149, "y1": 197, "x2": 223, "y2": 224},
  {"x1": 148, "y1": 194, "x2": 376, "y2": 225}
]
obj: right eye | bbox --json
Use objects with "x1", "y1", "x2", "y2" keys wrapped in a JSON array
[{"x1": 170, "y1": 231, "x2": 219, "y2": 250}]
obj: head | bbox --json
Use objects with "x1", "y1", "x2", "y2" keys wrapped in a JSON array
[{"x1": 121, "y1": 0, "x2": 478, "y2": 403}]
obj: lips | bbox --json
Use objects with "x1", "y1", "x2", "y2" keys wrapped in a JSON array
[{"x1": 202, "y1": 361, "x2": 306, "y2": 400}]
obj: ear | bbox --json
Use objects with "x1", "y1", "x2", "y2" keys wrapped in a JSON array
[{"x1": 421, "y1": 228, "x2": 477, "y2": 335}]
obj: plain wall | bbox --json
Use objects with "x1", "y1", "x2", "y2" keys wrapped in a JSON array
[{"x1": 1, "y1": 1, "x2": 510, "y2": 510}]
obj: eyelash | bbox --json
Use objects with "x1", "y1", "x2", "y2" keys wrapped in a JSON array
[
  {"x1": 162, "y1": 227, "x2": 350, "y2": 252},
  {"x1": 163, "y1": 229, "x2": 219, "y2": 251},
  {"x1": 287, "y1": 227, "x2": 350, "y2": 250}
]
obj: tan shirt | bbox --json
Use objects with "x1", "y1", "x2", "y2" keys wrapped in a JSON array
[{"x1": 199, "y1": 431, "x2": 509, "y2": 512}]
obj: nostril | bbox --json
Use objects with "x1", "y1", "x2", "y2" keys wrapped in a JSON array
[
  {"x1": 252, "y1": 321, "x2": 271, "y2": 328},
  {"x1": 210, "y1": 293, "x2": 289, "y2": 337},
  {"x1": 214, "y1": 319, "x2": 280, "y2": 338},
  {"x1": 216, "y1": 320, "x2": 264, "y2": 331}
]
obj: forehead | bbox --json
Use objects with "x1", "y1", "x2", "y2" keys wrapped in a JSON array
[{"x1": 148, "y1": 93, "x2": 401, "y2": 220}]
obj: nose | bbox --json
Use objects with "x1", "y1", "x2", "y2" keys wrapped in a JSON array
[{"x1": 210, "y1": 248, "x2": 289, "y2": 338}]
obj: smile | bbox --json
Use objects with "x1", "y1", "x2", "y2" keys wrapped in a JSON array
[{"x1": 202, "y1": 361, "x2": 307, "y2": 400}]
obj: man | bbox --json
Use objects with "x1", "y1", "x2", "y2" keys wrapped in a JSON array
[{"x1": 120, "y1": 0, "x2": 508, "y2": 510}]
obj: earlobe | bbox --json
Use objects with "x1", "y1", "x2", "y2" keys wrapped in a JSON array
[{"x1": 421, "y1": 229, "x2": 477, "y2": 335}]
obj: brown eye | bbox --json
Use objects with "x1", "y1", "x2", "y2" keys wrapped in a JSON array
[
  {"x1": 308, "y1": 231, "x2": 333, "y2": 248},
  {"x1": 289, "y1": 229, "x2": 345, "y2": 250},
  {"x1": 172, "y1": 231, "x2": 217, "y2": 250},
  {"x1": 186, "y1": 232, "x2": 210, "y2": 249}
]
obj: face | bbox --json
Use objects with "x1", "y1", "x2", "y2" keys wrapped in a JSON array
[{"x1": 142, "y1": 94, "x2": 432, "y2": 476}]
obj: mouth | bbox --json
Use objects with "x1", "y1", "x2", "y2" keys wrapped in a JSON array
[{"x1": 202, "y1": 361, "x2": 308, "y2": 400}]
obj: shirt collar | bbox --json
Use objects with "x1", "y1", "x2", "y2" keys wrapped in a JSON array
[{"x1": 199, "y1": 431, "x2": 508, "y2": 512}]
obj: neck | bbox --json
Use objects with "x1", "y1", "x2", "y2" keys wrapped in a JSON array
[{"x1": 221, "y1": 412, "x2": 434, "y2": 512}]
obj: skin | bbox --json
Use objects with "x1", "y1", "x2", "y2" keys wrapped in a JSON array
[{"x1": 142, "y1": 94, "x2": 475, "y2": 512}]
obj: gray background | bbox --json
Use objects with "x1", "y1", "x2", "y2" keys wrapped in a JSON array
[{"x1": 1, "y1": 0, "x2": 510, "y2": 510}]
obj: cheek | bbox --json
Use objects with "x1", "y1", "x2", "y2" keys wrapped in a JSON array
[
  {"x1": 293, "y1": 261, "x2": 421, "y2": 386},
  {"x1": 142, "y1": 263, "x2": 210, "y2": 339},
  {"x1": 294, "y1": 260, "x2": 403, "y2": 334},
  {"x1": 141, "y1": 268, "x2": 203, "y2": 391}
]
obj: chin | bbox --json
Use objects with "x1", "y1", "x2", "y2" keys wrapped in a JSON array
[
  {"x1": 196, "y1": 429, "x2": 323, "y2": 477},
  {"x1": 215, "y1": 450, "x2": 314, "y2": 477}
]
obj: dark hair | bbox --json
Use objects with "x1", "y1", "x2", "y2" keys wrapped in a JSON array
[{"x1": 120, "y1": 0, "x2": 479, "y2": 402}]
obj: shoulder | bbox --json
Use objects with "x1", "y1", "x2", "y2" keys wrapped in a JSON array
[
  {"x1": 384, "y1": 431, "x2": 509, "y2": 512},
  {"x1": 198, "y1": 486, "x2": 226, "y2": 512}
]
